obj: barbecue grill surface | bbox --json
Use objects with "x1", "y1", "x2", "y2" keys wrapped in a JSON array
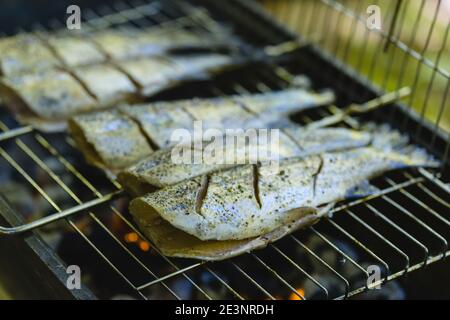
[{"x1": 0, "y1": 0, "x2": 449, "y2": 300}]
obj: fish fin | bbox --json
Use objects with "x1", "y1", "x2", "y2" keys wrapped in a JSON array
[
  {"x1": 363, "y1": 122, "x2": 440, "y2": 168},
  {"x1": 394, "y1": 145, "x2": 440, "y2": 168},
  {"x1": 345, "y1": 180, "x2": 380, "y2": 199}
]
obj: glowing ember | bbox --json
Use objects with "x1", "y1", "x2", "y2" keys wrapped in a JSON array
[
  {"x1": 124, "y1": 232, "x2": 138, "y2": 243},
  {"x1": 139, "y1": 241, "x2": 150, "y2": 251},
  {"x1": 289, "y1": 288, "x2": 305, "y2": 300}
]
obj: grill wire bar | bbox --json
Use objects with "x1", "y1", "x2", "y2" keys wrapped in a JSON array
[{"x1": 0, "y1": 0, "x2": 448, "y2": 300}]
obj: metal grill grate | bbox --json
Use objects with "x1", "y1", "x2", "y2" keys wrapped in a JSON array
[{"x1": 0, "y1": 0, "x2": 449, "y2": 300}]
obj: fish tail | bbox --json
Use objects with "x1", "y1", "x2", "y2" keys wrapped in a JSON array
[
  {"x1": 364, "y1": 123, "x2": 409, "y2": 151},
  {"x1": 364, "y1": 123, "x2": 439, "y2": 167},
  {"x1": 392, "y1": 144, "x2": 440, "y2": 168},
  {"x1": 359, "y1": 123, "x2": 439, "y2": 168}
]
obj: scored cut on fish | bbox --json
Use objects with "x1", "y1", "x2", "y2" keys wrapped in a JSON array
[{"x1": 118, "y1": 127, "x2": 372, "y2": 195}]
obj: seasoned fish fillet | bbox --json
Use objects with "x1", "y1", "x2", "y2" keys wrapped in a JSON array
[
  {"x1": 69, "y1": 102, "x2": 194, "y2": 170},
  {"x1": 117, "y1": 54, "x2": 234, "y2": 96},
  {"x1": 72, "y1": 100, "x2": 266, "y2": 172},
  {"x1": 235, "y1": 89, "x2": 335, "y2": 118},
  {"x1": 118, "y1": 127, "x2": 372, "y2": 194},
  {"x1": 118, "y1": 131, "x2": 300, "y2": 195},
  {"x1": 69, "y1": 110, "x2": 153, "y2": 170},
  {"x1": 169, "y1": 54, "x2": 235, "y2": 81},
  {"x1": 183, "y1": 88, "x2": 334, "y2": 129},
  {"x1": 120, "y1": 102, "x2": 195, "y2": 149},
  {"x1": 131, "y1": 145, "x2": 437, "y2": 242},
  {"x1": 0, "y1": 34, "x2": 60, "y2": 76},
  {"x1": 73, "y1": 64, "x2": 139, "y2": 106},
  {"x1": 70, "y1": 88, "x2": 334, "y2": 169},
  {"x1": 131, "y1": 200, "x2": 322, "y2": 261},
  {"x1": 0, "y1": 25, "x2": 227, "y2": 76},
  {"x1": 0, "y1": 69, "x2": 96, "y2": 131},
  {"x1": 115, "y1": 57, "x2": 181, "y2": 96},
  {"x1": 46, "y1": 35, "x2": 106, "y2": 67},
  {"x1": 90, "y1": 26, "x2": 227, "y2": 60},
  {"x1": 121, "y1": 97, "x2": 262, "y2": 149},
  {"x1": 1, "y1": 53, "x2": 233, "y2": 131},
  {"x1": 183, "y1": 97, "x2": 254, "y2": 130},
  {"x1": 283, "y1": 126, "x2": 373, "y2": 154}
]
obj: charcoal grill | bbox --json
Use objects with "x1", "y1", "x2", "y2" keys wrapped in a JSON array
[{"x1": 0, "y1": 0, "x2": 449, "y2": 300}]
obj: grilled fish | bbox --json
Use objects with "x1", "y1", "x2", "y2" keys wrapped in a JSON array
[
  {"x1": 0, "y1": 34, "x2": 60, "y2": 76},
  {"x1": 120, "y1": 96, "x2": 265, "y2": 149},
  {"x1": 2, "y1": 53, "x2": 239, "y2": 131},
  {"x1": 116, "y1": 54, "x2": 234, "y2": 96},
  {"x1": 130, "y1": 198, "x2": 323, "y2": 261},
  {"x1": 46, "y1": 34, "x2": 106, "y2": 67},
  {"x1": 89, "y1": 26, "x2": 229, "y2": 61},
  {"x1": 118, "y1": 127, "x2": 372, "y2": 195},
  {"x1": 130, "y1": 144, "x2": 437, "y2": 245},
  {"x1": 69, "y1": 110, "x2": 153, "y2": 170},
  {"x1": 120, "y1": 101, "x2": 197, "y2": 149},
  {"x1": 234, "y1": 89, "x2": 335, "y2": 118},
  {"x1": 69, "y1": 88, "x2": 334, "y2": 170},
  {"x1": 69, "y1": 100, "x2": 198, "y2": 171},
  {"x1": 0, "y1": 23, "x2": 229, "y2": 76},
  {"x1": 0, "y1": 69, "x2": 97, "y2": 131}
]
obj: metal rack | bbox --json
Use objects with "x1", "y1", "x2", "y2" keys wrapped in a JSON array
[{"x1": 0, "y1": 0, "x2": 449, "y2": 300}]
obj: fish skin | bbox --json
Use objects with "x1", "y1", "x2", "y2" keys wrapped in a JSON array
[
  {"x1": 90, "y1": 26, "x2": 227, "y2": 61},
  {"x1": 120, "y1": 102, "x2": 195, "y2": 149},
  {"x1": 121, "y1": 88, "x2": 334, "y2": 136},
  {"x1": 118, "y1": 127, "x2": 372, "y2": 194},
  {"x1": 71, "y1": 88, "x2": 335, "y2": 169},
  {"x1": 0, "y1": 34, "x2": 61, "y2": 76},
  {"x1": 0, "y1": 25, "x2": 228, "y2": 77},
  {"x1": 73, "y1": 64, "x2": 139, "y2": 106},
  {"x1": 167, "y1": 54, "x2": 235, "y2": 82},
  {"x1": 76, "y1": 93, "x2": 264, "y2": 169},
  {"x1": 70, "y1": 100, "x2": 196, "y2": 170},
  {"x1": 130, "y1": 198, "x2": 322, "y2": 261},
  {"x1": 118, "y1": 131, "x2": 298, "y2": 195},
  {"x1": 131, "y1": 146, "x2": 437, "y2": 241},
  {"x1": 69, "y1": 110, "x2": 153, "y2": 170},
  {"x1": 234, "y1": 88, "x2": 335, "y2": 118},
  {"x1": 46, "y1": 35, "x2": 106, "y2": 67},
  {"x1": 120, "y1": 97, "x2": 260, "y2": 151},
  {"x1": 116, "y1": 57, "x2": 181, "y2": 95},
  {"x1": 0, "y1": 69, "x2": 96, "y2": 121},
  {"x1": 283, "y1": 126, "x2": 373, "y2": 155},
  {"x1": 117, "y1": 54, "x2": 234, "y2": 97},
  {"x1": 0, "y1": 48, "x2": 235, "y2": 132},
  {"x1": 183, "y1": 97, "x2": 252, "y2": 129}
]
